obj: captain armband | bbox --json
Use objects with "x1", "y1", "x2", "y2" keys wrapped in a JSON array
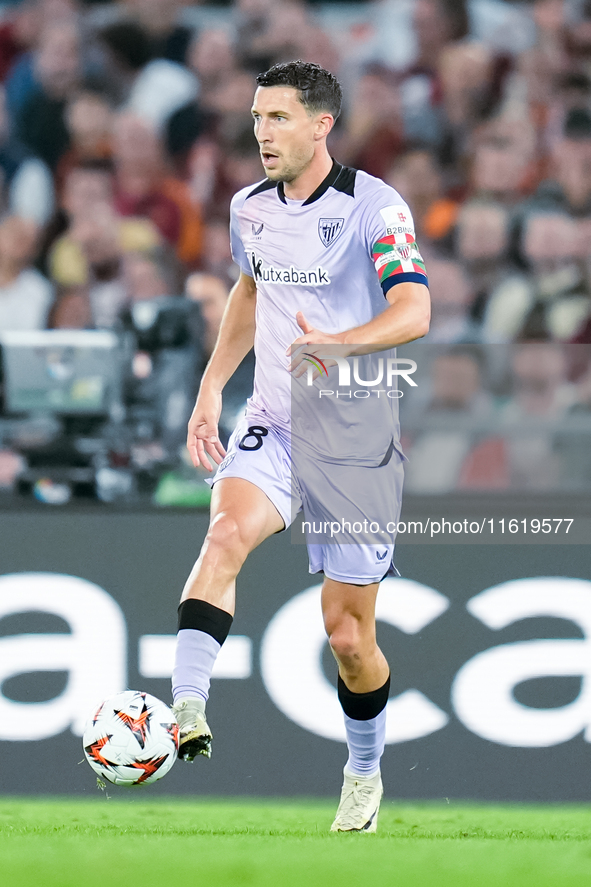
[{"x1": 371, "y1": 235, "x2": 429, "y2": 296}]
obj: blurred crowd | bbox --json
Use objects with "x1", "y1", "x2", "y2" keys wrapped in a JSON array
[
  {"x1": 0, "y1": 0, "x2": 590, "y2": 499},
  {"x1": 400, "y1": 341, "x2": 591, "y2": 492}
]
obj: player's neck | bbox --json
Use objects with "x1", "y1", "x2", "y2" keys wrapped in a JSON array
[{"x1": 282, "y1": 150, "x2": 334, "y2": 202}]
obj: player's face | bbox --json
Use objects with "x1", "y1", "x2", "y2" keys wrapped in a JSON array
[{"x1": 251, "y1": 86, "x2": 320, "y2": 183}]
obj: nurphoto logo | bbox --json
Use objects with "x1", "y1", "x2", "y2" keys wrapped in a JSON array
[{"x1": 304, "y1": 355, "x2": 418, "y2": 399}]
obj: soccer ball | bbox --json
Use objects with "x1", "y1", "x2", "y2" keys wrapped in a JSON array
[{"x1": 83, "y1": 690, "x2": 179, "y2": 787}]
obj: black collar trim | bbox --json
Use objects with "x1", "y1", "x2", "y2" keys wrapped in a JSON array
[
  {"x1": 302, "y1": 159, "x2": 343, "y2": 205},
  {"x1": 277, "y1": 159, "x2": 354, "y2": 206},
  {"x1": 248, "y1": 160, "x2": 356, "y2": 205},
  {"x1": 246, "y1": 178, "x2": 278, "y2": 200}
]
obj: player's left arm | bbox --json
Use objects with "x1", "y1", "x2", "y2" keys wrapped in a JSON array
[
  {"x1": 346, "y1": 279, "x2": 431, "y2": 348},
  {"x1": 288, "y1": 280, "x2": 430, "y2": 373}
]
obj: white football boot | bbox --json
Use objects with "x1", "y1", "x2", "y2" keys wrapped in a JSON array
[
  {"x1": 171, "y1": 697, "x2": 213, "y2": 761},
  {"x1": 330, "y1": 766, "x2": 383, "y2": 833}
]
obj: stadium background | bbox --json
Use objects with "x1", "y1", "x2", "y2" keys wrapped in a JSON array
[{"x1": 0, "y1": 0, "x2": 591, "y2": 805}]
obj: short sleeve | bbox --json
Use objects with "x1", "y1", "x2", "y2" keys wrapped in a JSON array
[
  {"x1": 365, "y1": 192, "x2": 428, "y2": 296},
  {"x1": 229, "y1": 194, "x2": 252, "y2": 277}
]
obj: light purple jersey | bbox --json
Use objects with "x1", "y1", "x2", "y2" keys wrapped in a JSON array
[{"x1": 229, "y1": 161, "x2": 428, "y2": 441}]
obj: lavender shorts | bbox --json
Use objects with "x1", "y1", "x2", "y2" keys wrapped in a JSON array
[{"x1": 210, "y1": 415, "x2": 404, "y2": 585}]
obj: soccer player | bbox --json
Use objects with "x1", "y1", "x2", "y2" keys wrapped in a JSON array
[{"x1": 171, "y1": 61, "x2": 430, "y2": 833}]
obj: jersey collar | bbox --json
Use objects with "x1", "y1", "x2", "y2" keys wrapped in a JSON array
[{"x1": 277, "y1": 159, "x2": 343, "y2": 206}]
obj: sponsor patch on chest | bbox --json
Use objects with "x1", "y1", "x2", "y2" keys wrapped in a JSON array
[{"x1": 249, "y1": 252, "x2": 331, "y2": 286}]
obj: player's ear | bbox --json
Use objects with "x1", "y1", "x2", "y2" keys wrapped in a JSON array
[{"x1": 314, "y1": 112, "x2": 334, "y2": 140}]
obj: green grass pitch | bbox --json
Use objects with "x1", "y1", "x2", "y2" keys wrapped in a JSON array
[{"x1": 1, "y1": 798, "x2": 591, "y2": 887}]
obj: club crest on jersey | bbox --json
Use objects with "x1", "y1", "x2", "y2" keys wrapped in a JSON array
[{"x1": 318, "y1": 218, "x2": 344, "y2": 247}]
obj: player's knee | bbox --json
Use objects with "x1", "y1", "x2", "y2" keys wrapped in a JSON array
[
  {"x1": 329, "y1": 633, "x2": 359, "y2": 665},
  {"x1": 326, "y1": 617, "x2": 361, "y2": 664},
  {"x1": 204, "y1": 513, "x2": 249, "y2": 567}
]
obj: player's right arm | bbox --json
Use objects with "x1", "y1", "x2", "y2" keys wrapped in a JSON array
[{"x1": 187, "y1": 270, "x2": 256, "y2": 470}]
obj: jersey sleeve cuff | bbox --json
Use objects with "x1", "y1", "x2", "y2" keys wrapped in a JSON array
[
  {"x1": 233, "y1": 258, "x2": 253, "y2": 276},
  {"x1": 381, "y1": 272, "x2": 429, "y2": 296}
]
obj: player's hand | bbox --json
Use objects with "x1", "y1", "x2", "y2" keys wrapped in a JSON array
[
  {"x1": 186, "y1": 390, "x2": 226, "y2": 471},
  {"x1": 287, "y1": 312, "x2": 349, "y2": 378}
]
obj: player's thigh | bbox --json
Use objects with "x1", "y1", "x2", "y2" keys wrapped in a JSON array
[
  {"x1": 321, "y1": 577, "x2": 380, "y2": 640},
  {"x1": 212, "y1": 416, "x2": 299, "y2": 531},
  {"x1": 209, "y1": 475, "x2": 285, "y2": 555}
]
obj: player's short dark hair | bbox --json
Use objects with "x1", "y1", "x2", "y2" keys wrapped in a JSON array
[{"x1": 256, "y1": 61, "x2": 342, "y2": 121}]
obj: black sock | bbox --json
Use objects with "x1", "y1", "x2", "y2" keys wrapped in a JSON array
[
  {"x1": 337, "y1": 674, "x2": 391, "y2": 721},
  {"x1": 177, "y1": 599, "x2": 233, "y2": 645}
]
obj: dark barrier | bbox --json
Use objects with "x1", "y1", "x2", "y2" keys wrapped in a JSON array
[{"x1": 0, "y1": 505, "x2": 590, "y2": 800}]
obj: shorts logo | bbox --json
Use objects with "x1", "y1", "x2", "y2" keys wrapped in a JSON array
[
  {"x1": 218, "y1": 453, "x2": 236, "y2": 472},
  {"x1": 376, "y1": 549, "x2": 389, "y2": 561},
  {"x1": 318, "y1": 218, "x2": 344, "y2": 247}
]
